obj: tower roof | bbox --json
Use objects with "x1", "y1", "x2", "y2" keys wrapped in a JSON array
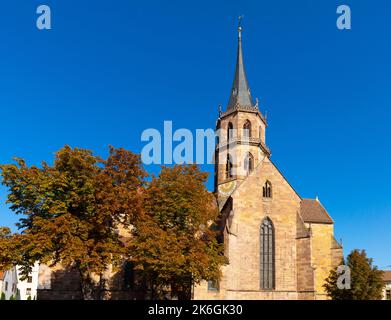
[{"x1": 227, "y1": 20, "x2": 254, "y2": 111}]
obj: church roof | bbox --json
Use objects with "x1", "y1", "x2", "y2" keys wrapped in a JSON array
[
  {"x1": 383, "y1": 270, "x2": 391, "y2": 282},
  {"x1": 300, "y1": 199, "x2": 334, "y2": 224},
  {"x1": 226, "y1": 23, "x2": 254, "y2": 111}
]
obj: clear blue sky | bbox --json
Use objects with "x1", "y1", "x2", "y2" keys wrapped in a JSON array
[{"x1": 1, "y1": 0, "x2": 390, "y2": 268}]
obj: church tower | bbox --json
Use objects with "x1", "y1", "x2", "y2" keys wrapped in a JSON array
[{"x1": 216, "y1": 22, "x2": 270, "y2": 202}]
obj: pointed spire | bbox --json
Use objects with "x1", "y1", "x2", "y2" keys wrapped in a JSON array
[{"x1": 227, "y1": 16, "x2": 254, "y2": 111}]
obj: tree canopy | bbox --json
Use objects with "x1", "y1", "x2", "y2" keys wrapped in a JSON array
[
  {"x1": 130, "y1": 165, "x2": 226, "y2": 299},
  {"x1": 324, "y1": 249, "x2": 384, "y2": 300},
  {"x1": 0, "y1": 147, "x2": 225, "y2": 300},
  {"x1": 0, "y1": 146, "x2": 145, "y2": 299}
]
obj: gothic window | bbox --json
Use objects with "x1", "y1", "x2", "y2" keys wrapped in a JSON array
[
  {"x1": 243, "y1": 120, "x2": 252, "y2": 139},
  {"x1": 226, "y1": 154, "x2": 233, "y2": 179},
  {"x1": 244, "y1": 152, "x2": 254, "y2": 175},
  {"x1": 263, "y1": 181, "x2": 272, "y2": 198},
  {"x1": 227, "y1": 122, "x2": 234, "y2": 142},
  {"x1": 260, "y1": 218, "x2": 275, "y2": 290}
]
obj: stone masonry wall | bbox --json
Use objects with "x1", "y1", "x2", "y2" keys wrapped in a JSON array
[{"x1": 194, "y1": 157, "x2": 303, "y2": 300}]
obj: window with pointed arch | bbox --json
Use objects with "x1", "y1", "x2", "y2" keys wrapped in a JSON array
[
  {"x1": 263, "y1": 181, "x2": 272, "y2": 198},
  {"x1": 226, "y1": 154, "x2": 233, "y2": 179},
  {"x1": 260, "y1": 218, "x2": 275, "y2": 290},
  {"x1": 243, "y1": 120, "x2": 252, "y2": 139},
  {"x1": 227, "y1": 122, "x2": 234, "y2": 142},
  {"x1": 244, "y1": 152, "x2": 254, "y2": 175}
]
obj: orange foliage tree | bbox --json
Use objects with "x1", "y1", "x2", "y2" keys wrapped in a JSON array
[
  {"x1": 0, "y1": 146, "x2": 145, "y2": 299},
  {"x1": 130, "y1": 165, "x2": 226, "y2": 299}
]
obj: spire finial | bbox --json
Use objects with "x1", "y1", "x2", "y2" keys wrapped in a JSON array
[{"x1": 238, "y1": 15, "x2": 244, "y2": 39}]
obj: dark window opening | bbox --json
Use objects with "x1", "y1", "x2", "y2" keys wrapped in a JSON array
[
  {"x1": 227, "y1": 122, "x2": 234, "y2": 142},
  {"x1": 124, "y1": 261, "x2": 135, "y2": 290},
  {"x1": 263, "y1": 181, "x2": 272, "y2": 198},
  {"x1": 226, "y1": 154, "x2": 233, "y2": 179},
  {"x1": 243, "y1": 120, "x2": 252, "y2": 139},
  {"x1": 244, "y1": 153, "x2": 254, "y2": 175}
]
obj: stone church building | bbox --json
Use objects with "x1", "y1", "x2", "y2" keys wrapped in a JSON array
[
  {"x1": 193, "y1": 24, "x2": 343, "y2": 300},
  {"x1": 36, "y1": 24, "x2": 342, "y2": 300}
]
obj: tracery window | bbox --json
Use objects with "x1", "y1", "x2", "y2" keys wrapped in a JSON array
[{"x1": 260, "y1": 218, "x2": 275, "y2": 290}]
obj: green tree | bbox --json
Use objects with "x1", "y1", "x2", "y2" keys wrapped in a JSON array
[
  {"x1": 131, "y1": 165, "x2": 226, "y2": 300},
  {"x1": 324, "y1": 249, "x2": 384, "y2": 300},
  {"x1": 0, "y1": 292, "x2": 5, "y2": 300},
  {"x1": 27, "y1": 295, "x2": 32, "y2": 300},
  {"x1": 9, "y1": 295, "x2": 15, "y2": 300},
  {"x1": 0, "y1": 146, "x2": 145, "y2": 300}
]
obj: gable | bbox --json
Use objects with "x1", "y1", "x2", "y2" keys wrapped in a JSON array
[{"x1": 229, "y1": 156, "x2": 302, "y2": 204}]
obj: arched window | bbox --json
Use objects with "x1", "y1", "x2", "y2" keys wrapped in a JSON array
[
  {"x1": 260, "y1": 218, "x2": 275, "y2": 290},
  {"x1": 226, "y1": 154, "x2": 233, "y2": 179},
  {"x1": 243, "y1": 120, "x2": 252, "y2": 139},
  {"x1": 244, "y1": 152, "x2": 254, "y2": 175},
  {"x1": 227, "y1": 122, "x2": 234, "y2": 142},
  {"x1": 263, "y1": 181, "x2": 272, "y2": 198}
]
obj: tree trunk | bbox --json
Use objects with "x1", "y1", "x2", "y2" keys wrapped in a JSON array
[
  {"x1": 79, "y1": 270, "x2": 96, "y2": 300},
  {"x1": 99, "y1": 271, "x2": 112, "y2": 300}
]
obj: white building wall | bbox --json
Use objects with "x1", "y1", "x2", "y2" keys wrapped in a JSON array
[
  {"x1": 16, "y1": 262, "x2": 40, "y2": 300},
  {"x1": 1, "y1": 262, "x2": 40, "y2": 300},
  {"x1": 382, "y1": 282, "x2": 391, "y2": 300},
  {"x1": 0, "y1": 267, "x2": 18, "y2": 299}
]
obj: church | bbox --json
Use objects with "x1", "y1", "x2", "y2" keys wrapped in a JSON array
[
  {"x1": 36, "y1": 24, "x2": 343, "y2": 301},
  {"x1": 193, "y1": 24, "x2": 343, "y2": 300}
]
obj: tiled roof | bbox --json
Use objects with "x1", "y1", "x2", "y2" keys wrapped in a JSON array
[
  {"x1": 383, "y1": 270, "x2": 391, "y2": 282},
  {"x1": 300, "y1": 199, "x2": 334, "y2": 224},
  {"x1": 0, "y1": 271, "x2": 4, "y2": 281}
]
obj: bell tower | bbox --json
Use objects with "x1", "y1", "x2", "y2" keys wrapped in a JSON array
[{"x1": 215, "y1": 20, "x2": 271, "y2": 201}]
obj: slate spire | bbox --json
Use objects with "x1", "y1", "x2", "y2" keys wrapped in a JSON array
[{"x1": 227, "y1": 17, "x2": 255, "y2": 111}]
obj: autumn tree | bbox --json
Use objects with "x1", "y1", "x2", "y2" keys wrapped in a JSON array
[
  {"x1": 324, "y1": 249, "x2": 384, "y2": 300},
  {"x1": 131, "y1": 165, "x2": 226, "y2": 300},
  {"x1": 0, "y1": 227, "x2": 19, "y2": 271},
  {"x1": 0, "y1": 146, "x2": 145, "y2": 300}
]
